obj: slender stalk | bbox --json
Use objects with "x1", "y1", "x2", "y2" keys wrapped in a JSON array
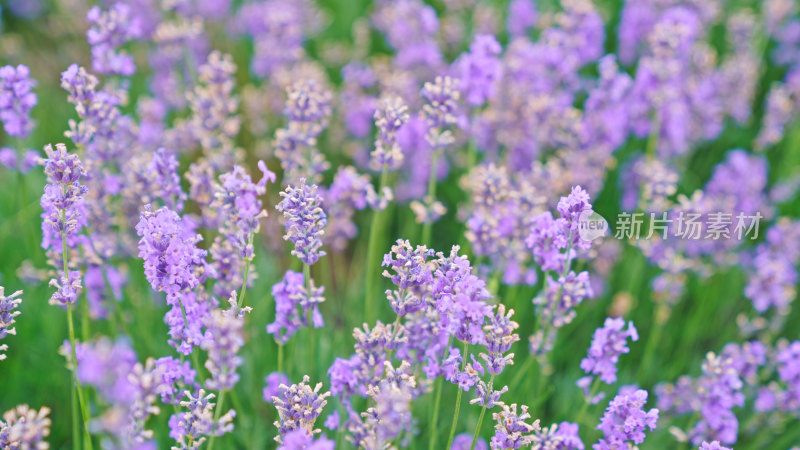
[
  {"x1": 304, "y1": 262, "x2": 315, "y2": 376},
  {"x1": 427, "y1": 375, "x2": 445, "y2": 450},
  {"x1": 60, "y1": 206, "x2": 93, "y2": 450},
  {"x1": 470, "y1": 374, "x2": 494, "y2": 450},
  {"x1": 428, "y1": 334, "x2": 454, "y2": 450},
  {"x1": 364, "y1": 168, "x2": 389, "y2": 323},
  {"x1": 420, "y1": 150, "x2": 441, "y2": 246},
  {"x1": 446, "y1": 340, "x2": 470, "y2": 449},
  {"x1": 576, "y1": 377, "x2": 602, "y2": 426},
  {"x1": 210, "y1": 233, "x2": 254, "y2": 450},
  {"x1": 278, "y1": 343, "x2": 284, "y2": 374},
  {"x1": 207, "y1": 390, "x2": 227, "y2": 450}
]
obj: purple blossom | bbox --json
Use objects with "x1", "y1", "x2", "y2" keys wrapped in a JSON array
[
  {"x1": 490, "y1": 403, "x2": 540, "y2": 449},
  {"x1": 272, "y1": 375, "x2": 331, "y2": 442},
  {"x1": 0, "y1": 405, "x2": 51, "y2": 448},
  {"x1": 40, "y1": 143, "x2": 88, "y2": 258},
  {"x1": 535, "y1": 271, "x2": 593, "y2": 329},
  {"x1": 155, "y1": 356, "x2": 197, "y2": 405},
  {"x1": 149, "y1": 148, "x2": 186, "y2": 211},
  {"x1": 201, "y1": 294, "x2": 251, "y2": 391},
  {"x1": 371, "y1": 96, "x2": 410, "y2": 171},
  {"x1": 0, "y1": 65, "x2": 36, "y2": 138},
  {"x1": 276, "y1": 180, "x2": 328, "y2": 265},
  {"x1": 595, "y1": 389, "x2": 658, "y2": 449},
  {"x1": 170, "y1": 389, "x2": 235, "y2": 448},
  {"x1": 458, "y1": 35, "x2": 502, "y2": 107},
  {"x1": 266, "y1": 270, "x2": 325, "y2": 345},
  {"x1": 382, "y1": 239, "x2": 435, "y2": 316},
  {"x1": 86, "y1": 3, "x2": 142, "y2": 76},
  {"x1": 135, "y1": 205, "x2": 206, "y2": 302},
  {"x1": 0, "y1": 287, "x2": 22, "y2": 361},
  {"x1": 278, "y1": 428, "x2": 334, "y2": 450},
  {"x1": 264, "y1": 372, "x2": 290, "y2": 404},
  {"x1": 506, "y1": 0, "x2": 537, "y2": 37},
  {"x1": 580, "y1": 317, "x2": 639, "y2": 385},
  {"x1": 275, "y1": 80, "x2": 332, "y2": 184},
  {"x1": 479, "y1": 305, "x2": 520, "y2": 375},
  {"x1": 421, "y1": 76, "x2": 461, "y2": 150},
  {"x1": 48, "y1": 271, "x2": 83, "y2": 308},
  {"x1": 532, "y1": 421, "x2": 584, "y2": 449}
]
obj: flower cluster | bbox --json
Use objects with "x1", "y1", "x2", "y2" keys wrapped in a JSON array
[
  {"x1": 266, "y1": 270, "x2": 325, "y2": 345},
  {"x1": 578, "y1": 318, "x2": 639, "y2": 400},
  {"x1": 595, "y1": 389, "x2": 659, "y2": 449},
  {"x1": 0, "y1": 64, "x2": 37, "y2": 138},
  {"x1": 0, "y1": 287, "x2": 22, "y2": 361},
  {"x1": 0, "y1": 405, "x2": 51, "y2": 448},
  {"x1": 276, "y1": 180, "x2": 328, "y2": 266},
  {"x1": 272, "y1": 375, "x2": 331, "y2": 443},
  {"x1": 86, "y1": 3, "x2": 142, "y2": 76}
]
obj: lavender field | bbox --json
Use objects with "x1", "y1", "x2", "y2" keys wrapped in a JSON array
[{"x1": 1, "y1": 0, "x2": 799, "y2": 448}]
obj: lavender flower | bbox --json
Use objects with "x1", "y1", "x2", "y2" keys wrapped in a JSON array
[
  {"x1": 531, "y1": 422, "x2": 584, "y2": 449},
  {"x1": 274, "y1": 80, "x2": 332, "y2": 184},
  {"x1": 0, "y1": 405, "x2": 51, "y2": 448},
  {"x1": 595, "y1": 389, "x2": 658, "y2": 449},
  {"x1": 201, "y1": 294, "x2": 252, "y2": 391},
  {"x1": 458, "y1": 35, "x2": 502, "y2": 107},
  {"x1": 86, "y1": 3, "x2": 142, "y2": 76},
  {"x1": 0, "y1": 287, "x2": 22, "y2": 361},
  {"x1": 170, "y1": 389, "x2": 235, "y2": 448},
  {"x1": 156, "y1": 356, "x2": 197, "y2": 405},
  {"x1": 136, "y1": 206, "x2": 211, "y2": 354},
  {"x1": 135, "y1": 205, "x2": 205, "y2": 301},
  {"x1": 266, "y1": 270, "x2": 325, "y2": 344},
  {"x1": 360, "y1": 361, "x2": 416, "y2": 447},
  {"x1": 580, "y1": 317, "x2": 639, "y2": 385},
  {"x1": 149, "y1": 148, "x2": 186, "y2": 211},
  {"x1": 214, "y1": 162, "x2": 275, "y2": 255},
  {"x1": 40, "y1": 143, "x2": 88, "y2": 256},
  {"x1": 276, "y1": 180, "x2": 328, "y2": 265},
  {"x1": 421, "y1": 75, "x2": 461, "y2": 150},
  {"x1": 382, "y1": 239, "x2": 435, "y2": 316},
  {"x1": 188, "y1": 51, "x2": 241, "y2": 169},
  {"x1": 0, "y1": 64, "x2": 37, "y2": 138},
  {"x1": 272, "y1": 375, "x2": 331, "y2": 443},
  {"x1": 535, "y1": 271, "x2": 594, "y2": 330},
  {"x1": 490, "y1": 403, "x2": 540, "y2": 449},
  {"x1": 371, "y1": 96, "x2": 410, "y2": 171},
  {"x1": 480, "y1": 305, "x2": 519, "y2": 376},
  {"x1": 278, "y1": 428, "x2": 334, "y2": 450},
  {"x1": 264, "y1": 372, "x2": 290, "y2": 404}
]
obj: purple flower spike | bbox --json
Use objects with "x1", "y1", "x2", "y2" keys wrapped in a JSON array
[
  {"x1": 0, "y1": 64, "x2": 37, "y2": 138},
  {"x1": 595, "y1": 389, "x2": 658, "y2": 449},
  {"x1": 0, "y1": 287, "x2": 22, "y2": 361},
  {"x1": 277, "y1": 180, "x2": 328, "y2": 265},
  {"x1": 580, "y1": 317, "x2": 639, "y2": 385}
]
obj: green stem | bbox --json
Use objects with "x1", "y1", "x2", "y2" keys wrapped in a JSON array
[
  {"x1": 237, "y1": 233, "x2": 254, "y2": 308},
  {"x1": 470, "y1": 374, "x2": 494, "y2": 450},
  {"x1": 61, "y1": 206, "x2": 93, "y2": 450},
  {"x1": 304, "y1": 263, "x2": 315, "y2": 376},
  {"x1": 446, "y1": 341, "x2": 470, "y2": 449},
  {"x1": 278, "y1": 343, "x2": 284, "y2": 374},
  {"x1": 364, "y1": 168, "x2": 389, "y2": 324},
  {"x1": 428, "y1": 375, "x2": 445, "y2": 450},
  {"x1": 207, "y1": 390, "x2": 227, "y2": 450},
  {"x1": 420, "y1": 150, "x2": 441, "y2": 246},
  {"x1": 645, "y1": 111, "x2": 661, "y2": 160},
  {"x1": 638, "y1": 304, "x2": 664, "y2": 382},
  {"x1": 576, "y1": 377, "x2": 602, "y2": 426},
  {"x1": 428, "y1": 335, "x2": 453, "y2": 450}
]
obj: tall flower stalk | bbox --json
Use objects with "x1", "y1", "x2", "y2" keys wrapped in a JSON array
[
  {"x1": 40, "y1": 143, "x2": 92, "y2": 449},
  {"x1": 364, "y1": 97, "x2": 408, "y2": 323}
]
